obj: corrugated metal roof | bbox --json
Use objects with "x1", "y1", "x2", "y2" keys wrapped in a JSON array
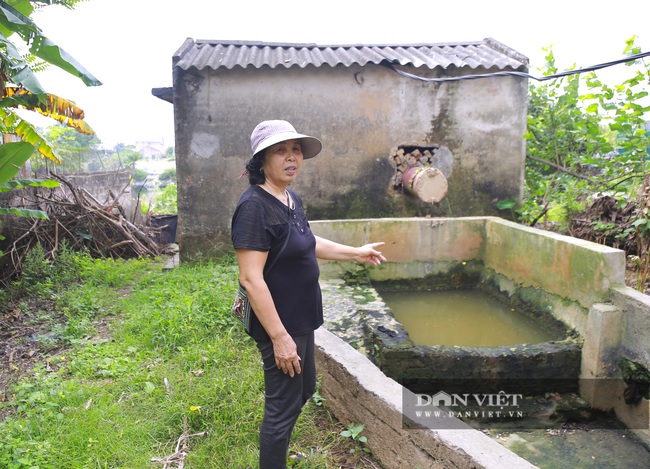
[{"x1": 173, "y1": 38, "x2": 529, "y2": 72}]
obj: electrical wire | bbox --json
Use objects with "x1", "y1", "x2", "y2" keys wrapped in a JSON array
[{"x1": 382, "y1": 50, "x2": 650, "y2": 83}]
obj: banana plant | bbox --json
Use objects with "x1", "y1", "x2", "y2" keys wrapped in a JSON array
[
  {"x1": 0, "y1": 0, "x2": 101, "y2": 181},
  {"x1": 0, "y1": 0, "x2": 102, "y2": 256}
]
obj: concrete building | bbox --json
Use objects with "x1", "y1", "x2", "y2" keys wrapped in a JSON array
[
  {"x1": 135, "y1": 140, "x2": 166, "y2": 159},
  {"x1": 153, "y1": 38, "x2": 529, "y2": 260}
]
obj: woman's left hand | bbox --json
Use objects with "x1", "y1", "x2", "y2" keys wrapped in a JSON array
[
  {"x1": 272, "y1": 333, "x2": 302, "y2": 377},
  {"x1": 354, "y1": 242, "x2": 387, "y2": 266}
]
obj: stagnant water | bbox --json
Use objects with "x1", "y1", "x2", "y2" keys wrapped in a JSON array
[
  {"x1": 495, "y1": 426, "x2": 650, "y2": 468},
  {"x1": 380, "y1": 289, "x2": 559, "y2": 347},
  {"x1": 320, "y1": 281, "x2": 650, "y2": 467}
]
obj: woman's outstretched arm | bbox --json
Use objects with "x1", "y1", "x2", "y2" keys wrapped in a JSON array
[{"x1": 314, "y1": 236, "x2": 386, "y2": 266}]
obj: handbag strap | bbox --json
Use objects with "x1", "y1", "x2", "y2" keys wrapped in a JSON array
[{"x1": 263, "y1": 201, "x2": 292, "y2": 276}]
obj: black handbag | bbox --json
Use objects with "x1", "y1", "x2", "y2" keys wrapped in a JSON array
[{"x1": 231, "y1": 208, "x2": 292, "y2": 333}]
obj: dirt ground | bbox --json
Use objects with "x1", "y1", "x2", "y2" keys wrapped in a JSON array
[
  {"x1": 0, "y1": 294, "x2": 116, "y2": 418},
  {"x1": 1, "y1": 295, "x2": 61, "y2": 407}
]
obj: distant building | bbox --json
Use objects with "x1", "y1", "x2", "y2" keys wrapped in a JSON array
[{"x1": 135, "y1": 140, "x2": 165, "y2": 159}]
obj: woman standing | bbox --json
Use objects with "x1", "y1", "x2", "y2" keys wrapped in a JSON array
[{"x1": 231, "y1": 120, "x2": 386, "y2": 468}]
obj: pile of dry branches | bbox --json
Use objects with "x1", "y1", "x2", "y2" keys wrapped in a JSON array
[
  {"x1": 568, "y1": 173, "x2": 650, "y2": 258},
  {"x1": 568, "y1": 186, "x2": 650, "y2": 293},
  {"x1": 569, "y1": 194, "x2": 638, "y2": 253},
  {"x1": 151, "y1": 416, "x2": 207, "y2": 469},
  {"x1": 1, "y1": 174, "x2": 163, "y2": 283}
]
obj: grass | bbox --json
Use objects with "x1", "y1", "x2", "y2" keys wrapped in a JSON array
[{"x1": 0, "y1": 248, "x2": 380, "y2": 468}]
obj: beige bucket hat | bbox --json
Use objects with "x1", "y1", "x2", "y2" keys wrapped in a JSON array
[{"x1": 251, "y1": 120, "x2": 322, "y2": 160}]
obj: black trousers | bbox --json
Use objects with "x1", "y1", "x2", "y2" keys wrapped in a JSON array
[{"x1": 256, "y1": 332, "x2": 316, "y2": 469}]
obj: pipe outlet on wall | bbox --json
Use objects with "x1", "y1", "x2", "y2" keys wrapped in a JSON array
[{"x1": 389, "y1": 144, "x2": 451, "y2": 204}]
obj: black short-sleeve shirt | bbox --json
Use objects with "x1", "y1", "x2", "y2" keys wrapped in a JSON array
[{"x1": 231, "y1": 185, "x2": 323, "y2": 341}]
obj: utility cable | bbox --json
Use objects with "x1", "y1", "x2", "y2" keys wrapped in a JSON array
[{"x1": 382, "y1": 50, "x2": 650, "y2": 83}]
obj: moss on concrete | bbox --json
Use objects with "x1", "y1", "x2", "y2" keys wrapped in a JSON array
[
  {"x1": 479, "y1": 268, "x2": 582, "y2": 340},
  {"x1": 619, "y1": 357, "x2": 650, "y2": 402},
  {"x1": 371, "y1": 260, "x2": 484, "y2": 292}
]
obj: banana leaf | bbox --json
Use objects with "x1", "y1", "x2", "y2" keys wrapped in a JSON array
[
  {"x1": 0, "y1": 177, "x2": 59, "y2": 192},
  {"x1": 0, "y1": 140, "x2": 35, "y2": 183},
  {"x1": 0, "y1": 1, "x2": 101, "y2": 87},
  {"x1": 0, "y1": 206, "x2": 49, "y2": 218},
  {"x1": 0, "y1": 108, "x2": 62, "y2": 163},
  {"x1": 0, "y1": 32, "x2": 46, "y2": 96}
]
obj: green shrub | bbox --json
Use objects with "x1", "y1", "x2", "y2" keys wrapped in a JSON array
[
  {"x1": 149, "y1": 183, "x2": 177, "y2": 215},
  {"x1": 159, "y1": 167, "x2": 176, "y2": 182},
  {"x1": 132, "y1": 168, "x2": 148, "y2": 182}
]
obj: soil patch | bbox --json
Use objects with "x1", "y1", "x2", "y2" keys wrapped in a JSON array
[{"x1": 0, "y1": 296, "x2": 64, "y2": 407}]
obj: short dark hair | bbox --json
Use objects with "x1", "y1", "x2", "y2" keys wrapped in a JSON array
[{"x1": 245, "y1": 153, "x2": 265, "y2": 185}]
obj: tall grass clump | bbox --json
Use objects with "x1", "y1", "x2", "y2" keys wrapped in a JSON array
[{"x1": 0, "y1": 251, "x2": 359, "y2": 468}]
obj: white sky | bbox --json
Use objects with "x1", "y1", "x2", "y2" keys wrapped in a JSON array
[{"x1": 26, "y1": 0, "x2": 650, "y2": 150}]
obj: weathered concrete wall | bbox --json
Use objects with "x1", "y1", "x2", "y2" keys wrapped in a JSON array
[
  {"x1": 0, "y1": 171, "x2": 133, "y2": 219},
  {"x1": 173, "y1": 61, "x2": 527, "y2": 259},
  {"x1": 65, "y1": 172, "x2": 134, "y2": 219},
  {"x1": 312, "y1": 217, "x2": 648, "y2": 443},
  {"x1": 315, "y1": 327, "x2": 538, "y2": 469},
  {"x1": 313, "y1": 216, "x2": 626, "y2": 335},
  {"x1": 611, "y1": 287, "x2": 650, "y2": 366},
  {"x1": 606, "y1": 287, "x2": 650, "y2": 445},
  {"x1": 482, "y1": 218, "x2": 625, "y2": 315},
  {"x1": 377, "y1": 339, "x2": 582, "y2": 395},
  {"x1": 316, "y1": 217, "x2": 486, "y2": 270}
]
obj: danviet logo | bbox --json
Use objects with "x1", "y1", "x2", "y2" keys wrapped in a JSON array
[{"x1": 415, "y1": 390, "x2": 523, "y2": 408}]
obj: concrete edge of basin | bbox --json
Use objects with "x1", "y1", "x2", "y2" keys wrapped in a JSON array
[{"x1": 314, "y1": 326, "x2": 539, "y2": 469}]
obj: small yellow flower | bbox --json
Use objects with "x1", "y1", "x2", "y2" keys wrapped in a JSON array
[{"x1": 190, "y1": 405, "x2": 202, "y2": 411}]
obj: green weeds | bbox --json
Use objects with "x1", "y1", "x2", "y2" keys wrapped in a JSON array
[
  {"x1": 340, "y1": 423, "x2": 369, "y2": 454},
  {"x1": 0, "y1": 250, "x2": 376, "y2": 468}
]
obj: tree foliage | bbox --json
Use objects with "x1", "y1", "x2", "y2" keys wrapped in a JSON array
[
  {"x1": 513, "y1": 37, "x2": 650, "y2": 290},
  {"x1": 158, "y1": 167, "x2": 176, "y2": 183},
  {"x1": 42, "y1": 123, "x2": 100, "y2": 172},
  {"x1": 513, "y1": 36, "x2": 650, "y2": 229}
]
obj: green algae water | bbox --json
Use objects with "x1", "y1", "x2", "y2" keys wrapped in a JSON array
[
  {"x1": 496, "y1": 427, "x2": 650, "y2": 468},
  {"x1": 381, "y1": 289, "x2": 558, "y2": 347}
]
